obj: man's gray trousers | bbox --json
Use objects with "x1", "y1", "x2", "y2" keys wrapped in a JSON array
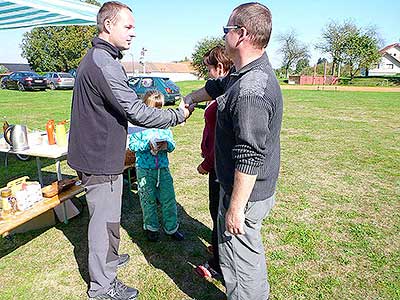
[
  {"x1": 81, "y1": 174, "x2": 123, "y2": 298},
  {"x1": 218, "y1": 189, "x2": 275, "y2": 300}
]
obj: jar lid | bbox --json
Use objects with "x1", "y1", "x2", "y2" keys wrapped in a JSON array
[{"x1": 1, "y1": 188, "x2": 12, "y2": 197}]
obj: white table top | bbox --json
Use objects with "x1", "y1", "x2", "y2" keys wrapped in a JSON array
[{"x1": 0, "y1": 134, "x2": 67, "y2": 160}]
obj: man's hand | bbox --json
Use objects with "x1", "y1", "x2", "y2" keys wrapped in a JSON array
[
  {"x1": 183, "y1": 94, "x2": 193, "y2": 105},
  {"x1": 225, "y1": 207, "x2": 245, "y2": 235},
  {"x1": 178, "y1": 99, "x2": 194, "y2": 119},
  {"x1": 197, "y1": 164, "x2": 208, "y2": 175},
  {"x1": 226, "y1": 170, "x2": 257, "y2": 235}
]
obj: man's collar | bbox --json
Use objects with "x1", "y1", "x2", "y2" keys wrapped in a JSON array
[
  {"x1": 92, "y1": 37, "x2": 123, "y2": 60},
  {"x1": 231, "y1": 52, "x2": 268, "y2": 77}
]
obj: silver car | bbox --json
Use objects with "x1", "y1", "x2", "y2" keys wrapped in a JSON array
[{"x1": 44, "y1": 72, "x2": 75, "y2": 90}]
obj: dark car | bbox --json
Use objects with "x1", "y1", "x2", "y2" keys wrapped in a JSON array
[
  {"x1": 0, "y1": 75, "x2": 9, "y2": 89},
  {"x1": 2, "y1": 71, "x2": 46, "y2": 91},
  {"x1": 43, "y1": 72, "x2": 75, "y2": 90},
  {"x1": 128, "y1": 76, "x2": 181, "y2": 105}
]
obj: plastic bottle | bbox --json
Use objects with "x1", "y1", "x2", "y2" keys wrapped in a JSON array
[
  {"x1": 55, "y1": 121, "x2": 67, "y2": 146},
  {"x1": 46, "y1": 120, "x2": 56, "y2": 145}
]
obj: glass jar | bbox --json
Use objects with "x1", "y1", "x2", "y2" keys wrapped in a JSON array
[{"x1": 1, "y1": 188, "x2": 12, "y2": 215}]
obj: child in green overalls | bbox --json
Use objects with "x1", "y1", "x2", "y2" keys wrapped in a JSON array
[{"x1": 129, "y1": 90, "x2": 184, "y2": 242}]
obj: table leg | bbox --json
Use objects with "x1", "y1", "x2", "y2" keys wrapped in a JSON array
[
  {"x1": 55, "y1": 158, "x2": 68, "y2": 224},
  {"x1": 36, "y1": 157, "x2": 43, "y2": 186},
  {"x1": 4, "y1": 152, "x2": 8, "y2": 178},
  {"x1": 55, "y1": 159, "x2": 62, "y2": 181}
]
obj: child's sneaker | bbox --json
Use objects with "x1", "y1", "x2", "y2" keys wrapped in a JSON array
[
  {"x1": 168, "y1": 230, "x2": 185, "y2": 241},
  {"x1": 194, "y1": 262, "x2": 221, "y2": 279}
]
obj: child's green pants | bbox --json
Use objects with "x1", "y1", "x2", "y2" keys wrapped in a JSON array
[{"x1": 136, "y1": 167, "x2": 179, "y2": 234}]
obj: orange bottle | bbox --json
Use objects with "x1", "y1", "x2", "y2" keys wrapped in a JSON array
[{"x1": 46, "y1": 120, "x2": 56, "y2": 145}]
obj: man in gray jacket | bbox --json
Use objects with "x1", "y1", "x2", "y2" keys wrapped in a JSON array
[
  {"x1": 184, "y1": 3, "x2": 282, "y2": 300},
  {"x1": 67, "y1": 2, "x2": 190, "y2": 300}
]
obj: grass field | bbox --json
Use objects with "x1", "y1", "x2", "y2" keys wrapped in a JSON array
[{"x1": 0, "y1": 84, "x2": 399, "y2": 300}]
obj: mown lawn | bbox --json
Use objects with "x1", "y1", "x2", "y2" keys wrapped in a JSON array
[{"x1": 0, "y1": 85, "x2": 399, "y2": 300}]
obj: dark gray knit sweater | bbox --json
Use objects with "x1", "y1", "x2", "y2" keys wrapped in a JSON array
[{"x1": 205, "y1": 52, "x2": 283, "y2": 201}]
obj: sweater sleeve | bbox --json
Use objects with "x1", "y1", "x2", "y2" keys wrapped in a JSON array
[
  {"x1": 200, "y1": 102, "x2": 217, "y2": 172},
  {"x1": 204, "y1": 74, "x2": 230, "y2": 100},
  {"x1": 200, "y1": 136, "x2": 214, "y2": 172},
  {"x1": 232, "y1": 95, "x2": 272, "y2": 175}
]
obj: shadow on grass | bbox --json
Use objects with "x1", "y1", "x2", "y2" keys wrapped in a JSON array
[
  {"x1": 59, "y1": 185, "x2": 225, "y2": 299},
  {"x1": 120, "y1": 187, "x2": 226, "y2": 300},
  {"x1": 0, "y1": 152, "x2": 62, "y2": 187},
  {"x1": 0, "y1": 224, "x2": 50, "y2": 258},
  {"x1": 0, "y1": 178, "x2": 225, "y2": 299}
]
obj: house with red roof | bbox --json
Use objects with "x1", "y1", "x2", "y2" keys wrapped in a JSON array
[
  {"x1": 368, "y1": 43, "x2": 400, "y2": 76},
  {"x1": 120, "y1": 61, "x2": 199, "y2": 82}
]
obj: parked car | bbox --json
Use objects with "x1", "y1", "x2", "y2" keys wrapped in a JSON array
[
  {"x1": 128, "y1": 76, "x2": 181, "y2": 105},
  {"x1": 43, "y1": 72, "x2": 75, "y2": 90},
  {"x1": 68, "y1": 68, "x2": 77, "y2": 78},
  {"x1": 1, "y1": 75, "x2": 9, "y2": 89},
  {"x1": 2, "y1": 71, "x2": 46, "y2": 91}
]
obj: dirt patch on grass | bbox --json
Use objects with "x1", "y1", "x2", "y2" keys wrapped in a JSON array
[{"x1": 281, "y1": 85, "x2": 400, "y2": 92}]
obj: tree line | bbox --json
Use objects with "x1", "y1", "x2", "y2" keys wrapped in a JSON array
[
  {"x1": 191, "y1": 20, "x2": 384, "y2": 80},
  {"x1": 12, "y1": 10, "x2": 383, "y2": 81},
  {"x1": 276, "y1": 20, "x2": 382, "y2": 79}
]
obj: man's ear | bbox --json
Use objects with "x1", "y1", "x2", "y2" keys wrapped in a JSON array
[
  {"x1": 104, "y1": 19, "x2": 113, "y2": 33},
  {"x1": 238, "y1": 27, "x2": 247, "y2": 40},
  {"x1": 217, "y1": 62, "x2": 224, "y2": 77},
  {"x1": 236, "y1": 27, "x2": 247, "y2": 46}
]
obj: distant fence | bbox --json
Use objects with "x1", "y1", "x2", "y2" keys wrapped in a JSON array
[{"x1": 289, "y1": 75, "x2": 338, "y2": 85}]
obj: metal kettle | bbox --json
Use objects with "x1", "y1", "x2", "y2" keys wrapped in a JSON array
[{"x1": 4, "y1": 124, "x2": 29, "y2": 151}]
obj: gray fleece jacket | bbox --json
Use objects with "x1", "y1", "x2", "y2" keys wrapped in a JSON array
[{"x1": 68, "y1": 37, "x2": 185, "y2": 175}]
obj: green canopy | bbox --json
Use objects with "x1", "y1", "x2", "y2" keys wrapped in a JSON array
[{"x1": 0, "y1": 0, "x2": 98, "y2": 30}]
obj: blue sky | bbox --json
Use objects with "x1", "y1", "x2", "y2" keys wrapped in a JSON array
[{"x1": 0, "y1": 0, "x2": 398, "y2": 68}]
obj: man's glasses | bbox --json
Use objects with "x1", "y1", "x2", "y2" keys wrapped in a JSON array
[{"x1": 223, "y1": 25, "x2": 241, "y2": 34}]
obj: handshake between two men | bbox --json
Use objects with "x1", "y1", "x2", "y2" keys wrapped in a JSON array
[{"x1": 178, "y1": 87, "x2": 212, "y2": 120}]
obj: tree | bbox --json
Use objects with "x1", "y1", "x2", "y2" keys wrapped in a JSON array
[
  {"x1": 0, "y1": 65, "x2": 9, "y2": 73},
  {"x1": 317, "y1": 57, "x2": 328, "y2": 65},
  {"x1": 20, "y1": 0, "x2": 100, "y2": 72},
  {"x1": 341, "y1": 28, "x2": 381, "y2": 78},
  {"x1": 276, "y1": 30, "x2": 309, "y2": 78},
  {"x1": 316, "y1": 20, "x2": 361, "y2": 77},
  {"x1": 191, "y1": 37, "x2": 224, "y2": 79},
  {"x1": 295, "y1": 58, "x2": 310, "y2": 75},
  {"x1": 316, "y1": 20, "x2": 358, "y2": 77},
  {"x1": 84, "y1": 0, "x2": 100, "y2": 4}
]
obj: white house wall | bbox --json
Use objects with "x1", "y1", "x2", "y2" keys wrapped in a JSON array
[
  {"x1": 126, "y1": 72, "x2": 199, "y2": 82},
  {"x1": 369, "y1": 47, "x2": 400, "y2": 76}
]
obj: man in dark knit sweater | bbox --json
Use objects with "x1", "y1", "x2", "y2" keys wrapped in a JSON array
[{"x1": 184, "y1": 3, "x2": 283, "y2": 300}]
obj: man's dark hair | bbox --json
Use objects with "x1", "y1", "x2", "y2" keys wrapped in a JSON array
[
  {"x1": 97, "y1": 1, "x2": 132, "y2": 33},
  {"x1": 231, "y1": 2, "x2": 272, "y2": 49}
]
